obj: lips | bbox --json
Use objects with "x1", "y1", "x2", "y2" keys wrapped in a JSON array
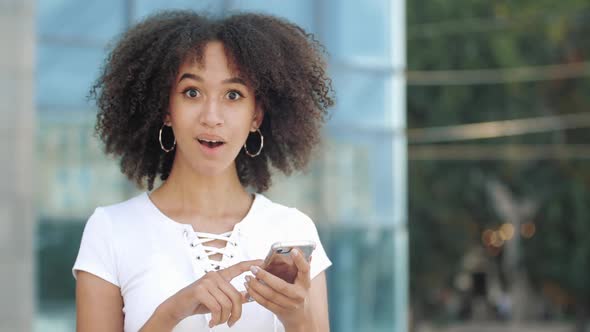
[
  {"x1": 198, "y1": 139, "x2": 224, "y2": 148},
  {"x1": 196, "y1": 134, "x2": 226, "y2": 149}
]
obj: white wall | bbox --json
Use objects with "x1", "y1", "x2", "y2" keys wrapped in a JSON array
[{"x1": 0, "y1": 0, "x2": 35, "y2": 331}]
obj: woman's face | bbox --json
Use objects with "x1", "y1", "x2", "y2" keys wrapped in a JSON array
[{"x1": 166, "y1": 41, "x2": 263, "y2": 177}]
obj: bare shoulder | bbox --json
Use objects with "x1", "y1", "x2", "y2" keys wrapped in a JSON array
[{"x1": 76, "y1": 271, "x2": 124, "y2": 332}]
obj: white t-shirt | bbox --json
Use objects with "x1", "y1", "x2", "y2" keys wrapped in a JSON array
[{"x1": 72, "y1": 192, "x2": 332, "y2": 332}]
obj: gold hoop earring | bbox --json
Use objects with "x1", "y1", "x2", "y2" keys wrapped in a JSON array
[
  {"x1": 159, "y1": 124, "x2": 176, "y2": 153},
  {"x1": 244, "y1": 129, "x2": 264, "y2": 157}
]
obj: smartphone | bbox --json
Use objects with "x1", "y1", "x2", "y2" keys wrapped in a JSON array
[{"x1": 262, "y1": 240, "x2": 316, "y2": 284}]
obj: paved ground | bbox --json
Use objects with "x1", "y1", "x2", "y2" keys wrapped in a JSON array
[{"x1": 417, "y1": 322, "x2": 574, "y2": 332}]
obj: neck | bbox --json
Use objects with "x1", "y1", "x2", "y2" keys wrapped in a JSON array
[{"x1": 152, "y1": 157, "x2": 251, "y2": 221}]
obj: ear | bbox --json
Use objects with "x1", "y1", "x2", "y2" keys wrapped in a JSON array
[
  {"x1": 251, "y1": 105, "x2": 264, "y2": 131},
  {"x1": 164, "y1": 112, "x2": 172, "y2": 126}
]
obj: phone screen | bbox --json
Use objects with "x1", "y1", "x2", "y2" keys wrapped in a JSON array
[
  {"x1": 263, "y1": 243, "x2": 314, "y2": 284},
  {"x1": 264, "y1": 250, "x2": 298, "y2": 283}
]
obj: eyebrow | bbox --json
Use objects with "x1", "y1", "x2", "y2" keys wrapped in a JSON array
[{"x1": 178, "y1": 73, "x2": 248, "y2": 86}]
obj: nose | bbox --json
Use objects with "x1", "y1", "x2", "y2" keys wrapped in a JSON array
[{"x1": 199, "y1": 99, "x2": 224, "y2": 128}]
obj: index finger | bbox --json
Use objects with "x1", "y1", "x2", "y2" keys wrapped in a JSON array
[
  {"x1": 219, "y1": 259, "x2": 264, "y2": 281},
  {"x1": 292, "y1": 249, "x2": 311, "y2": 288}
]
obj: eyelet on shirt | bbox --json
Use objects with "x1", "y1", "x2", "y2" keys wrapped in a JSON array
[{"x1": 185, "y1": 230, "x2": 238, "y2": 272}]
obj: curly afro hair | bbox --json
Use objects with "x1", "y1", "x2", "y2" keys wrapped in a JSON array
[{"x1": 91, "y1": 10, "x2": 335, "y2": 192}]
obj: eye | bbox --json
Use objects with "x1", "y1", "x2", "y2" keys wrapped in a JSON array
[
  {"x1": 226, "y1": 90, "x2": 244, "y2": 101},
  {"x1": 183, "y1": 88, "x2": 200, "y2": 98}
]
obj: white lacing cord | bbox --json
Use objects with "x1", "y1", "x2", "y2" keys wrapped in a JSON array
[
  {"x1": 189, "y1": 231, "x2": 236, "y2": 271},
  {"x1": 184, "y1": 229, "x2": 240, "y2": 330}
]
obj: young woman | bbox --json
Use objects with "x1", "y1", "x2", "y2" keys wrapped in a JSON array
[{"x1": 72, "y1": 10, "x2": 334, "y2": 332}]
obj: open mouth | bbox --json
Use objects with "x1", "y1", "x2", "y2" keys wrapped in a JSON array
[{"x1": 197, "y1": 139, "x2": 225, "y2": 148}]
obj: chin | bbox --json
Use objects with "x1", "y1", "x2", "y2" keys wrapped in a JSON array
[{"x1": 191, "y1": 160, "x2": 235, "y2": 178}]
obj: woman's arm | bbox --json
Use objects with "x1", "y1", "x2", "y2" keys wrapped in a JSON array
[
  {"x1": 138, "y1": 301, "x2": 180, "y2": 332},
  {"x1": 308, "y1": 272, "x2": 330, "y2": 332},
  {"x1": 283, "y1": 272, "x2": 330, "y2": 332},
  {"x1": 76, "y1": 271, "x2": 124, "y2": 332},
  {"x1": 77, "y1": 260, "x2": 263, "y2": 332},
  {"x1": 76, "y1": 269, "x2": 177, "y2": 332}
]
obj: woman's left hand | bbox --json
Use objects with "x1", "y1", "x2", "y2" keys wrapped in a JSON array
[{"x1": 245, "y1": 249, "x2": 315, "y2": 330}]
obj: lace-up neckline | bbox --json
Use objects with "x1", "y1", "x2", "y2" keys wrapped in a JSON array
[
  {"x1": 144, "y1": 192, "x2": 261, "y2": 272},
  {"x1": 186, "y1": 230, "x2": 237, "y2": 271}
]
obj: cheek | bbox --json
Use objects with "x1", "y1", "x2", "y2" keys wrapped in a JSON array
[
  {"x1": 236, "y1": 115, "x2": 257, "y2": 136},
  {"x1": 226, "y1": 125, "x2": 249, "y2": 147},
  {"x1": 169, "y1": 102, "x2": 197, "y2": 125},
  {"x1": 167, "y1": 95, "x2": 181, "y2": 120}
]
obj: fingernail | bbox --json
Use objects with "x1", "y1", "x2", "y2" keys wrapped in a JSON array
[
  {"x1": 250, "y1": 266, "x2": 260, "y2": 274},
  {"x1": 245, "y1": 276, "x2": 252, "y2": 282},
  {"x1": 228, "y1": 321, "x2": 234, "y2": 327},
  {"x1": 209, "y1": 320, "x2": 214, "y2": 328},
  {"x1": 291, "y1": 249, "x2": 299, "y2": 256},
  {"x1": 244, "y1": 281, "x2": 249, "y2": 289}
]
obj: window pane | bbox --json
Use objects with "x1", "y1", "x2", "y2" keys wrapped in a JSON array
[
  {"x1": 329, "y1": 69, "x2": 389, "y2": 127},
  {"x1": 36, "y1": 45, "x2": 104, "y2": 107},
  {"x1": 320, "y1": 225, "x2": 397, "y2": 332},
  {"x1": 227, "y1": 0, "x2": 315, "y2": 33},
  {"x1": 38, "y1": 0, "x2": 124, "y2": 43},
  {"x1": 134, "y1": 0, "x2": 224, "y2": 20},
  {"x1": 36, "y1": 112, "x2": 135, "y2": 219},
  {"x1": 319, "y1": 0, "x2": 389, "y2": 59}
]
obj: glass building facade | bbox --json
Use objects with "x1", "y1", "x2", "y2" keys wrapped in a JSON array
[{"x1": 35, "y1": 1, "x2": 406, "y2": 331}]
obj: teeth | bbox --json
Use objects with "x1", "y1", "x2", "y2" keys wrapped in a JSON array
[{"x1": 200, "y1": 139, "x2": 222, "y2": 143}]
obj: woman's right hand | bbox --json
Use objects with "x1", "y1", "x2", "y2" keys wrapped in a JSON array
[{"x1": 159, "y1": 259, "x2": 263, "y2": 328}]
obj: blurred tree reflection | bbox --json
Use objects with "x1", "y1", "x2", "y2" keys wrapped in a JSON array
[{"x1": 407, "y1": 0, "x2": 590, "y2": 330}]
